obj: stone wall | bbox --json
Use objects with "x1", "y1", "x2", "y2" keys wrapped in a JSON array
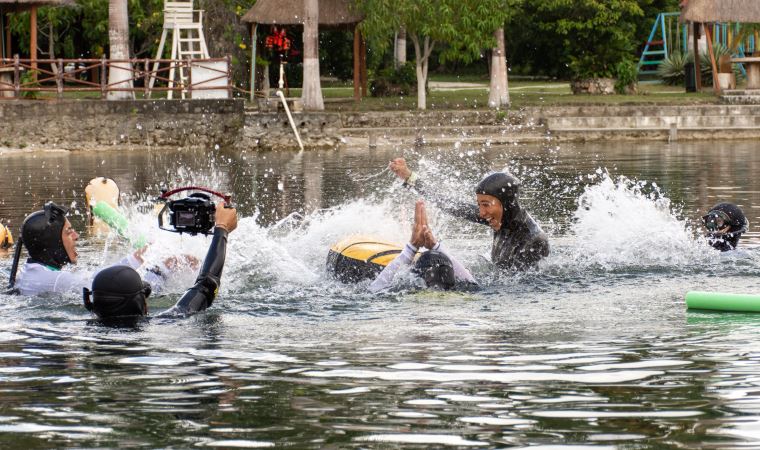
[
  {"x1": 0, "y1": 99, "x2": 244, "y2": 151},
  {"x1": 242, "y1": 111, "x2": 343, "y2": 150},
  {"x1": 3, "y1": 101, "x2": 760, "y2": 152}
]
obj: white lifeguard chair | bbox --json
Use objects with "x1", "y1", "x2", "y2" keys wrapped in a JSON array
[{"x1": 149, "y1": 0, "x2": 210, "y2": 99}]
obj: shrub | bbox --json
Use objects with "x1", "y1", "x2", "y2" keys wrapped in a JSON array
[
  {"x1": 370, "y1": 62, "x2": 416, "y2": 97},
  {"x1": 614, "y1": 59, "x2": 638, "y2": 94},
  {"x1": 19, "y1": 70, "x2": 39, "y2": 99}
]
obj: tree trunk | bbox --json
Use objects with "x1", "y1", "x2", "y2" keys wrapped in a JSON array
[
  {"x1": 488, "y1": 28, "x2": 509, "y2": 109},
  {"x1": 395, "y1": 27, "x2": 406, "y2": 68},
  {"x1": 48, "y1": 21, "x2": 58, "y2": 75},
  {"x1": 107, "y1": 0, "x2": 134, "y2": 100},
  {"x1": 411, "y1": 34, "x2": 433, "y2": 110},
  {"x1": 262, "y1": 64, "x2": 270, "y2": 98},
  {"x1": 301, "y1": 0, "x2": 324, "y2": 110},
  {"x1": 30, "y1": 6, "x2": 37, "y2": 80}
]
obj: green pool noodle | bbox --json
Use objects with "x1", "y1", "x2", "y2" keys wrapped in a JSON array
[
  {"x1": 685, "y1": 291, "x2": 760, "y2": 313},
  {"x1": 91, "y1": 201, "x2": 146, "y2": 249}
]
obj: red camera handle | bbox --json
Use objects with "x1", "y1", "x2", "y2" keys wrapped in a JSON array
[{"x1": 160, "y1": 186, "x2": 232, "y2": 206}]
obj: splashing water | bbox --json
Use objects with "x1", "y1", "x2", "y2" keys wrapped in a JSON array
[
  {"x1": 560, "y1": 171, "x2": 710, "y2": 270},
  {"x1": 83, "y1": 158, "x2": 737, "y2": 299}
]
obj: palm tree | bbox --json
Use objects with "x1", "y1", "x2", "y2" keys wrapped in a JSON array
[
  {"x1": 488, "y1": 28, "x2": 509, "y2": 109},
  {"x1": 731, "y1": 23, "x2": 760, "y2": 56},
  {"x1": 107, "y1": 0, "x2": 134, "y2": 100},
  {"x1": 301, "y1": 0, "x2": 324, "y2": 110},
  {"x1": 395, "y1": 27, "x2": 407, "y2": 68}
]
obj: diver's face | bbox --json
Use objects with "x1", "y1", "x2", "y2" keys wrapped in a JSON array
[
  {"x1": 61, "y1": 219, "x2": 79, "y2": 264},
  {"x1": 703, "y1": 212, "x2": 732, "y2": 235},
  {"x1": 477, "y1": 194, "x2": 503, "y2": 231}
]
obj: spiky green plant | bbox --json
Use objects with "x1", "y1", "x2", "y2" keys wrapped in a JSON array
[
  {"x1": 700, "y1": 42, "x2": 743, "y2": 85},
  {"x1": 657, "y1": 51, "x2": 691, "y2": 86}
]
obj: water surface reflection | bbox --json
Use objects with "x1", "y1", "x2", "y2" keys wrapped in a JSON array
[{"x1": 0, "y1": 140, "x2": 759, "y2": 447}]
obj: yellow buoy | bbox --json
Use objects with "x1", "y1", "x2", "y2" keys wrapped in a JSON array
[
  {"x1": 326, "y1": 235, "x2": 403, "y2": 283},
  {"x1": 85, "y1": 177, "x2": 120, "y2": 233},
  {"x1": 0, "y1": 223, "x2": 13, "y2": 249}
]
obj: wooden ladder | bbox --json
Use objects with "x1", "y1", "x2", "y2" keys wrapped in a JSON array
[
  {"x1": 149, "y1": 0, "x2": 210, "y2": 99},
  {"x1": 174, "y1": 26, "x2": 209, "y2": 98}
]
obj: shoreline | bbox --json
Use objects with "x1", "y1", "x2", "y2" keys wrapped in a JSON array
[{"x1": 2, "y1": 99, "x2": 760, "y2": 151}]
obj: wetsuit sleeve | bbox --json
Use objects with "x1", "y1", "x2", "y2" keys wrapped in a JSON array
[
  {"x1": 511, "y1": 235, "x2": 550, "y2": 271},
  {"x1": 435, "y1": 241, "x2": 476, "y2": 284},
  {"x1": 405, "y1": 176, "x2": 486, "y2": 226},
  {"x1": 158, "y1": 227, "x2": 228, "y2": 317},
  {"x1": 369, "y1": 243, "x2": 417, "y2": 293}
]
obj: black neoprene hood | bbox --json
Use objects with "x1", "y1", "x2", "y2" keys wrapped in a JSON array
[
  {"x1": 21, "y1": 202, "x2": 71, "y2": 269},
  {"x1": 704, "y1": 202, "x2": 748, "y2": 233},
  {"x1": 413, "y1": 250, "x2": 455, "y2": 290},
  {"x1": 87, "y1": 265, "x2": 151, "y2": 319},
  {"x1": 475, "y1": 172, "x2": 522, "y2": 228}
]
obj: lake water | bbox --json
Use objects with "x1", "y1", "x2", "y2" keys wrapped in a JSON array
[{"x1": 2, "y1": 140, "x2": 760, "y2": 448}]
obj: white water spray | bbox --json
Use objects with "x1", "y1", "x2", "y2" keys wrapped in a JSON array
[{"x1": 560, "y1": 172, "x2": 709, "y2": 270}]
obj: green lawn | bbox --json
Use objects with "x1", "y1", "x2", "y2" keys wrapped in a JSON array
[
  {"x1": 284, "y1": 80, "x2": 717, "y2": 111},
  {"x1": 25, "y1": 78, "x2": 718, "y2": 109}
]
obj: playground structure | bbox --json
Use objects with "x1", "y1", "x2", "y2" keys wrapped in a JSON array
[
  {"x1": 148, "y1": 0, "x2": 211, "y2": 99},
  {"x1": 637, "y1": 13, "x2": 687, "y2": 77},
  {"x1": 639, "y1": 10, "x2": 759, "y2": 84}
]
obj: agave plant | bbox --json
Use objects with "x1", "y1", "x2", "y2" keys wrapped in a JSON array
[
  {"x1": 657, "y1": 51, "x2": 692, "y2": 86},
  {"x1": 700, "y1": 42, "x2": 743, "y2": 85}
]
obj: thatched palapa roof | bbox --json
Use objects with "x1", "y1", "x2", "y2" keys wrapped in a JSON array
[
  {"x1": 681, "y1": 0, "x2": 760, "y2": 23},
  {"x1": 241, "y1": 0, "x2": 363, "y2": 26},
  {"x1": 0, "y1": 0, "x2": 74, "y2": 13}
]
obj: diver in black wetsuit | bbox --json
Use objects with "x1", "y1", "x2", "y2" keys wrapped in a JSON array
[
  {"x1": 702, "y1": 202, "x2": 748, "y2": 252},
  {"x1": 389, "y1": 158, "x2": 549, "y2": 270},
  {"x1": 82, "y1": 204, "x2": 237, "y2": 325}
]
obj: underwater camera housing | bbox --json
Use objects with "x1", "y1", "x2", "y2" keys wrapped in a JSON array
[{"x1": 157, "y1": 187, "x2": 232, "y2": 235}]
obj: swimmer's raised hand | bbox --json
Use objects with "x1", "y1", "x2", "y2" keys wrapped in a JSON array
[
  {"x1": 215, "y1": 203, "x2": 238, "y2": 233},
  {"x1": 410, "y1": 200, "x2": 437, "y2": 249},
  {"x1": 417, "y1": 200, "x2": 437, "y2": 249},
  {"x1": 410, "y1": 200, "x2": 426, "y2": 248},
  {"x1": 388, "y1": 158, "x2": 412, "y2": 181}
]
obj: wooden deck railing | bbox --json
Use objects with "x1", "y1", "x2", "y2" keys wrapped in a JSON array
[{"x1": 0, "y1": 55, "x2": 235, "y2": 99}]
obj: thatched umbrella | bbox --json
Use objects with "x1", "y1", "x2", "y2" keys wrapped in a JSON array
[
  {"x1": 241, "y1": 0, "x2": 366, "y2": 102},
  {"x1": 680, "y1": 0, "x2": 760, "y2": 92},
  {"x1": 1, "y1": 0, "x2": 74, "y2": 66},
  {"x1": 241, "y1": 0, "x2": 362, "y2": 26},
  {"x1": 681, "y1": 0, "x2": 760, "y2": 23}
]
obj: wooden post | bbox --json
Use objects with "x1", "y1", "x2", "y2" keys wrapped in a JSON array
[
  {"x1": 143, "y1": 58, "x2": 149, "y2": 98},
  {"x1": 56, "y1": 57, "x2": 63, "y2": 98},
  {"x1": 250, "y1": 23, "x2": 257, "y2": 102},
  {"x1": 100, "y1": 55, "x2": 107, "y2": 99},
  {"x1": 226, "y1": 54, "x2": 232, "y2": 99},
  {"x1": 353, "y1": 25, "x2": 360, "y2": 102},
  {"x1": 693, "y1": 22, "x2": 702, "y2": 92},
  {"x1": 30, "y1": 6, "x2": 38, "y2": 81},
  {"x1": 187, "y1": 59, "x2": 193, "y2": 99},
  {"x1": 704, "y1": 24, "x2": 720, "y2": 94},
  {"x1": 360, "y1": 33, "x2": 367, "y2": 97},
  {"x1": 5, "y1": 13, "x2": 11, "y2": 59},
  {"x1": 13, "y1": 53, "x2": 19, "y2": 97}
]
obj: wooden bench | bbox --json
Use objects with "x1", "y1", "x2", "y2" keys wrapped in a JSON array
[{"x1": 731, "y1": 57, "x2": 760, "y2": 90}]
